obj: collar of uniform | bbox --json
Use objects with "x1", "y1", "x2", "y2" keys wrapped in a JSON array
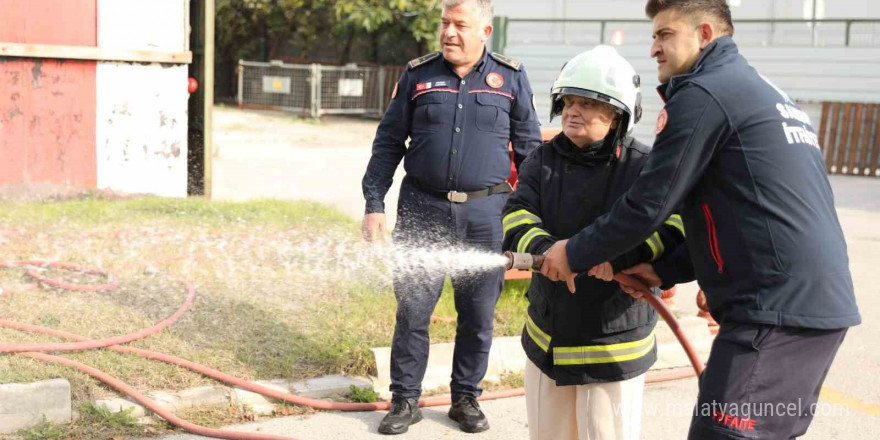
[
  {"x1": 691, "y1": 36, "x2": 736, "y2": 72},
  {"x1": 475, "y1": 48, "x2": 489, "y2": 73},
  {"x1": 551, "y1": 132, "x2": 615, "y2": 167},
  {"x1": 443, "y1": 47, "x2": 489, "y2": 74},
  {"x1": 659, "y1": 36, "x2": 737, "y2": 101}
]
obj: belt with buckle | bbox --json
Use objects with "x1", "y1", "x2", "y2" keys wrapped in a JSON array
[{"x1": 411, "y1": 179, "x2": 512, "y2": 203}]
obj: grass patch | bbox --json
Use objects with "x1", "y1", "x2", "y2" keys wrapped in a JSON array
[
  {"x1": 174, "y1": 403, "x2": 257, "y2": 429},
  {"x1": 18, "y1": 417, "x2": 66, "y2": 440},
  {"x1": 500, "y1": 370, "x2": 525, "y2": 389},
  {"x1": 0, "y1": 197, "x2": 354, "y2": 230},
  {"x1": 346, "y1": 385, "x2": 380, "y2": 403},
  {"x1": 15, "y1": 403, "x2": 143, "y2": 440},
  {"x1": 0, "y1": 196, "x2": 531, "y2": 431}
]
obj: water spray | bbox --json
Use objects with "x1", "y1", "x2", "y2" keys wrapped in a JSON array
[{"x1": 2, "y1": 252, "x2": 704, "y2": 440}]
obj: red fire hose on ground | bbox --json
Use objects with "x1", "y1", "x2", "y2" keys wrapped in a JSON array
[{"x1": 1, "y1": 258, "x2": 703, "y2": 440}]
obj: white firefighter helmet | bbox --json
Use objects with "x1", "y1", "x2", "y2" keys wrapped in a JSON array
[{"x1": 550, "y1": 45, "x2": 642, "y2": 135}]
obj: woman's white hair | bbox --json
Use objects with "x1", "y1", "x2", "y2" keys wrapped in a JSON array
[{"x1": 442, "y1": 0, "x2": 494, "y2": 25}]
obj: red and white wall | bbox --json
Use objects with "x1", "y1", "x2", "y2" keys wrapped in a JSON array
[{"x1": 0, "y1": 0, "x2": 191, "y2": 197}]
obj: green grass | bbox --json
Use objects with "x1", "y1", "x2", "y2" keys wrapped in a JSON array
[
  {"x1": 18, "y1": 417, "x2": 66, "y2": 440},
  {"x1": 0, "y1": 196, "x2": 531, "y2": 410},
  {"x1": 0, "y1": 196, "x2": 354, "y2": 229},
  {"x1": 346, "y1": 385, "x2": 380, "y2": 403},
  {"x1": 15, "y1": 403, "x2": 144, "y2": 440}
]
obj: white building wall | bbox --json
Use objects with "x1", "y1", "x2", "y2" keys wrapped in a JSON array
[
  {"x1": 95, "y1": 0, "x2": 189, "y2": 197},
  {"x1": 496, "y1": 0, "x2": 880, "y2": 144},
  {"x1": 494, "y1": 0, "x2": 878, "y2": 20},
  {"x1": 507, "y1": 43, "x2": 880, "y2": 145}
]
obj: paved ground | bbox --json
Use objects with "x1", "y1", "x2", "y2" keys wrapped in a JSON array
[
  {"x1": 211, "y1": 107, "x2": 405, "y2": 228},
  {"x1": 189, "y1": 108, "x2": 879, "y2": 440}
]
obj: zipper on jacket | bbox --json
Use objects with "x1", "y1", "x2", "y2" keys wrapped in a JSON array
[{"x1": 701, "y1": 203, "x2": 725, "y2": 274}]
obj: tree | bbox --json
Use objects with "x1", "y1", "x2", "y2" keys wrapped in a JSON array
[
  {"x1": 216, "y1": 0, "x2": 328, "y2": 61},
  {"x1": 332, "y1": 0, "x2": 442, "y2": 61},
  {"x1": 215, "y1": 0, "x2": 331, "y2": 98},
  {"x1": 214, "y1": 0, "x2": 443, "y2": 98}
]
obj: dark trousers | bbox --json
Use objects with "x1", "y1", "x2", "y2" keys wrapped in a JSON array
[
  {"x1": 389, "y1": 177, "x2": 506, "y2": 401},
  {"x1": 688, "y1": 322, "x2": 848, "y2": 439}
]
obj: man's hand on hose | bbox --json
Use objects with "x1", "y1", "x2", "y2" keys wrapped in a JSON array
[
  {"x1": 618, "y1": 263, "x2": 663, "y2": 301},
  {"x1": 362, "y1": 213, "x2": 387, "y2": 243},
  {"x1": 587, "y1": 262, "x2": 614, "y2": 281},
  {"x1": 540, "y1": 240, "x2": 578, "y2": 294}
]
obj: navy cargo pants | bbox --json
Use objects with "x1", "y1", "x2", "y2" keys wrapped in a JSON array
[
  {"x1": 688, "y1": 322, "x2": 848, "y2": 439},
  {"x1": 389, "y1": 176, "x2": 507, "y2": 401}
]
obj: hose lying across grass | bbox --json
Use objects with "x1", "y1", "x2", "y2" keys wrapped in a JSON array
[{"x1": 0, "y1": 261, "x2": 703, "y2": 440}]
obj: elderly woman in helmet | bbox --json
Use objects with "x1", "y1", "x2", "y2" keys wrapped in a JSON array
[{"x1": 501, "y1": 46, "x2": 685, "y2": 440}]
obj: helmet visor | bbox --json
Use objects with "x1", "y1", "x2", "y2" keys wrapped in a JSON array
[{"x1": 551, "y1": 87, "x2": 630, "y2": 116}]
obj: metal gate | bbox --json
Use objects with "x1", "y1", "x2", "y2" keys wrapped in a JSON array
[
  {"x1": 237, "y1": 60, "x2": 400, "y2": 118},
  {"x1": 818, "y1": 102, "x2": 880, "y2": 177}
]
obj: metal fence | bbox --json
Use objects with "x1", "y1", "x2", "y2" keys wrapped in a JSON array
[
  {"x1": 498, "y1": 18, "x2": 880, "y2": 50},
  {"x1": 237, "y1": 60, "x2": 404, "y2": 117},
  {"x1": 817, "y1": 102, "x2": 880, "y2": 177}
]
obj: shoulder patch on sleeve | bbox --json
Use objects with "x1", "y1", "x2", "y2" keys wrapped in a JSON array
[
  {"x1": 489, "y1": 52, "x2": 522, "y2": 71},
  {"x1": 407, "y1": 52, "x2": 441, "y2": 70}
]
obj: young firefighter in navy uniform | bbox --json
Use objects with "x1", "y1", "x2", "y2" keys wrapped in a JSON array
[
  {"x1": 540, "y1": 1, "x2": 861, "y2": 439},
  {"x1": 360, "y1": 0, "x2": 542, "y2": 435},
  {"x1": 502, "y1": 46, "x2": 685, "y2": 440}
]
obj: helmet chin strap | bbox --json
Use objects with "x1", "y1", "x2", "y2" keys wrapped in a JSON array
[{"x1": 606, "y1": 114, "x2": 630, "y2": 159}]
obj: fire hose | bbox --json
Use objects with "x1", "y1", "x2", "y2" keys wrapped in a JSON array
[{"x1": 1, "y1": 256, "x2": 703, "y2": 440}]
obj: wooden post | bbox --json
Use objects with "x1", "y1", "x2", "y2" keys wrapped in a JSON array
[
  {"x1": 826, "y1": 103, "x2": 842, "y2": 174},
  {"x1": 856, "y1": 105, "x2": 875, "y2": 176},
  {"x1": 203, "y1": 0, "x2": 214, "y2": 198},
  {"x1": 818, "y1": 101, "x2": 830, "y2": 156},
  {"x1": 871, "y1": 107, "x2": 880, "y2": 177},
  {"x1": 834, "y1": 103, "x2": 852, "y2": 174},
  {"x1": 846, "y1": 104, "x2": 863, "y2": 175}
]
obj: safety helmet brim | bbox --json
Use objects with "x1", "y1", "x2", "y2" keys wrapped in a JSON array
[{"x1": 551, "y1": 87, "x2": 630, "y2": 115}]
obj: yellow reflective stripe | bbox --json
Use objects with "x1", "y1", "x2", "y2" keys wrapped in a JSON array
[
  {"x1": 526, "y1": 314, "x2": 551, "y2": 352},
  {"x1": 645, "y1": 232, "x2": 664, "y2": 261},
  {"x1": 554, "y1": 331, "x2": 653, "y2": 353},
  {"x1": 517, "y1": 228, "x2": 550, "y2": 254},
  {"x1": 503, "y1": 218, "x2": 538, "y2": 237},
  {"x1": 502, "y1": 209, "x2": 535, "y2": 226},
  {"x1": 502, "y1": 209, "x2": 542, "y2": 237},
  {"x1": 664, "y1": 214, "x2": 685, "y2": 236},
  {"x1": 553, "y1": 332, "x2": 655, "y2": 365}
]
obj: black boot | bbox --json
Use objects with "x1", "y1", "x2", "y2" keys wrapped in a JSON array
[
  {"x1": 378, "y1": 397, "x2": 423, "y2": 435},
  {"x1": 448, "y1": 396, "x2": 489, "y2": 433}
]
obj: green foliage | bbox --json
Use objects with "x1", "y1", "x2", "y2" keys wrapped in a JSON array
[
  {"x1": 334, "y1": 0, "x2": 442, "y2": 47},
  {"x1": 347, "y1": 384, "x2": 380, "y2": 403},
  {"x1": 217, "y1": 0, "x2": 329, "y2": 61},
  {"x1": 17, "y1": 405, "x2": 144, "y2": 440},
  {"x1": 79, "y1": 403, "x2": 141, "y2": 429},
  {"x1": 217, "y1": 0, "x2": 441, "y2": 63},
  {"x1": 19, "y1": 417, "x2": 66, "y2": 440}
]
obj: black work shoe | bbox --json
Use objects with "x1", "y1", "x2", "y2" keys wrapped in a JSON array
[
  {"x1": 378, "y1": 397, "x2": 423, "y2": 435},
  {"x1": 448, "y1": 396, "x2": 489, "y2": 433}
]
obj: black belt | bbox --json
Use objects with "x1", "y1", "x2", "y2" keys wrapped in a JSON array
[{"x1": 411, "y1": 179, "x2": 512, "y2": 203}]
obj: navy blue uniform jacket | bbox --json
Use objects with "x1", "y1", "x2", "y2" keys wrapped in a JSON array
[
  {"x1": 565, "y1": 37, "x2": 861, "y2": 330},
  {"x1": 362, "y1": 50, "x2": 543, "y2": 214}
]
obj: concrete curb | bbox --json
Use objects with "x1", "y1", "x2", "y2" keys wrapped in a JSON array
[
  {"x1": 93, "y1": 375, "x2": 373, "y2": 424},
  {"x1": 0, "y1": 375, "x2": 371, "y2": 433},
  {"x1": 370, "y1": 316, "x2": 716, "y2": 400},
  {"x1": 0, "y1": 318, "x2": 714, "y2": 432},
  {"x1": 0, "y1": 379, "x2": 72, "y2": 434}
]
